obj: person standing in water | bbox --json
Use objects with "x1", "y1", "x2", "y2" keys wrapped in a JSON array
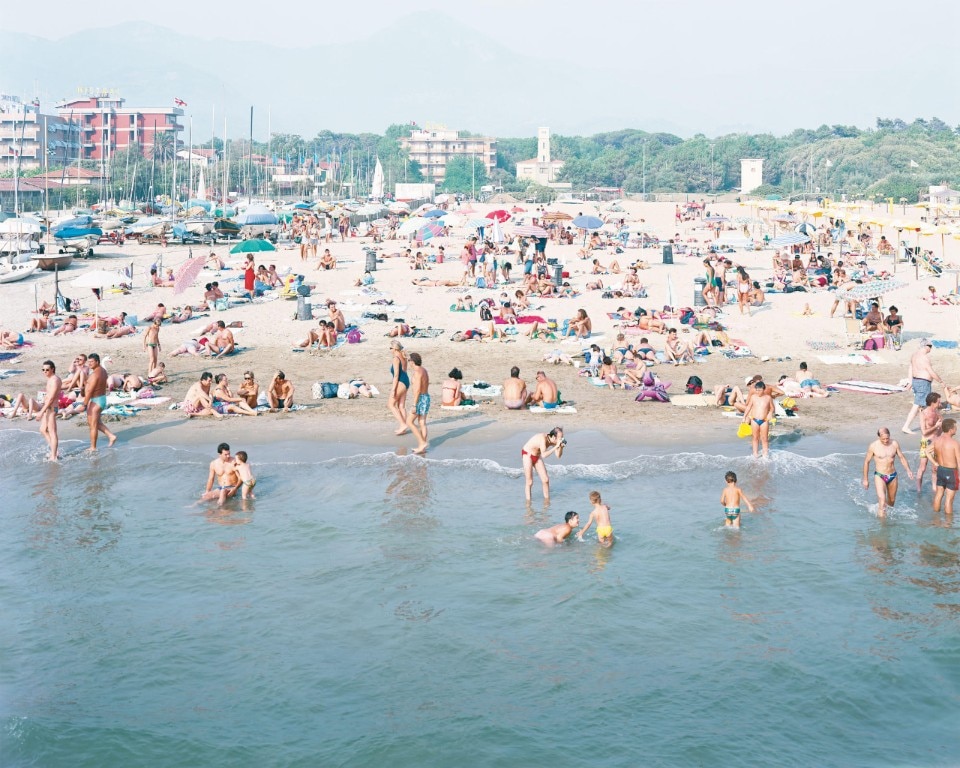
[{"x1": 862, "y1": 427, "x2": 914, "y2": 517}]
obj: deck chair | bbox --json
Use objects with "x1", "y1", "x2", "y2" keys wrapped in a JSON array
[
  {"x1": 277, "y1": 275, "x2": 300, "y2": 299},
  {"x1": 843, "y1": 316, "x2": 873, "y2": 348}
]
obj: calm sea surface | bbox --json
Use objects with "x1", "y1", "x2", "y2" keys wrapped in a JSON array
[{"x1": 2, "y1": 429, "x2": 959, "y2": 767}]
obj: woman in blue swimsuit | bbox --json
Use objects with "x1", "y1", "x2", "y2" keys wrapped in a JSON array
[{"x1": 389, "y1": 339, "x2": 411, "y2": 434}]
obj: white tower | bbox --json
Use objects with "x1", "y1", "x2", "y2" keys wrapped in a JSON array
[
  {"x1": 538, "y1": 127, "x2": 551, "y2": 164},
  {"x1": 740, "y1": 159, "x2": 763, "y2": 194}
]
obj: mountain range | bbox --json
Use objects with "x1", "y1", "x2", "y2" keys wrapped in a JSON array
[{"x1": 1, "y1": 11, "x2": 954, "y2": 141}]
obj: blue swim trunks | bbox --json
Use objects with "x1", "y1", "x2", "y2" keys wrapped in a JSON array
[
  {"x1": 912, "y1": 377, "x2": 932, "y2": 407},
  {"x1": 415, "y1": 393, "x2": 431, "y2": 416}
]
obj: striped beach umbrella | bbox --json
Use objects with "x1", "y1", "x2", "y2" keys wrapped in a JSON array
[
  {"x1": 769, "y1": 233, "x2": 810, "y2": 248},
  {"x1": 837, "y1": 278, "x2": 907, "y2": 302},
  {"x1": 415, "y1": 222, "x2": 445, "y2": 241},
  {"x1": 513, "y1": 224, "x2": 548, "y2": 238}
]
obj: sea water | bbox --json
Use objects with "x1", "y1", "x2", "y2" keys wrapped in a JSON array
[{"x1": 2, "y1": 429, "x2": 959, "y2": 767}]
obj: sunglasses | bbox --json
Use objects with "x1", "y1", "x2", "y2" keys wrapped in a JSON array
[{"x1": 42, "y1": 367, "x2": 52, "y2": 372}]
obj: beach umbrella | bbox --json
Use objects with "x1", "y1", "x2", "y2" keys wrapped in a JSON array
[
  {"x1": 572, "y1": 214, "x2": 604, "y2": 230},
  {"x1": 173, "y1": 256, "x2": 206, "y2": 295},
  {"x1": 423, "y1": 209, "x2": 446, "y2": 218},
  {"x1": 486, "y1": 210, "x2": 511, "y2": 223},
  {"x1": 795, "y1": 222, "x2": 817, "y2": 236},
  {"x1": 434, "y1": 194, "x2": 451, "y2": 204},
  {"x1": 703, "y1": 215, "x2": 729, "y2": 223},
  {"x1": 230, "y1": 238, "x2": 276, "y2": 254},
  {"x1": 769, "y1": 233, "x2": 810, "y2": 248},
  {"x1": 541, "y1": 211, "x2": 572, "y2": 221},
  {"x1": 388, "y1": 202, "x2": 410, "y2": 213},
  {"x1": 513, "y1": 224, "x2": 549, "y2": 238},
  {"x1": 415, "y1": 222, "x2": 445, "y2": 242},
  {"x1": 773, "y1": 213, "x2": 797, "y2": 224},
  {"x1": 465, "y1": 218, "x2": 490, "y2": 230},
  {"x1": 397, "y1": 216, "x2": 428, "y2": 236},
  {"x1": 72, "y1": 268, "x2": 130, "y2": 322},
  {"x1": 437, "y1": 213, "x2": 465, "y2": 228},
  {"x1": 837, "y1": 278, "x2": 907, "y2": 303}
]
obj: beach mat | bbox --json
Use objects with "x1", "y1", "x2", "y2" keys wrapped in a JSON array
[
  {"x1": 441, "y1": 404, "x2": 481, "y2": 411},
  {"x1": 462, "y1": 384, "x2": 502, "y2": 398},
  {"x1": 0, "y1": 369, "x2": 25, "y2": 380},
  {"x1": 410, "y1": 327, "x2": 444, "y2": 339},
  {"x1": 670, "y1": 393, "x2": 714, "y2": 407},
  {"x1": 831, "y1": 380, "x2": 908, "y2": 395},
  {"x1": 818, "y1": 354, "x2": 884, "y2": 365},
  {"x1": 529, "y1": 405, "x2": 578, "y2": 414}
]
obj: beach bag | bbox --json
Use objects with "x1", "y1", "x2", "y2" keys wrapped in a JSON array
[
  {"x1": 864, "y1": 336, "x2": 884, "y2": 350},
  {"x1": 679, "y1": 308, "x2": 696, "y2": 325},
  {"x1": 685, "y1": 376, "x2": 703, "y2": 394},
  {"x1": 476, "y1": 276, "x2": 487, "y2": 289},
  {"x1": 320, "y1": 382, "x2": 339, "y2": 399},
  {"x1": 737, "y1": 422, "x2": 753, "y2": 438},
  {"x1": 346, "y1": 328, "x2": 362, "y2": 344},
  {"x1": 479, "y1": 304, "x2": 493, "y2": 321}
]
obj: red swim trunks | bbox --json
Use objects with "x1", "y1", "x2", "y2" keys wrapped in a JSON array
[{"x1": 521, "y1": 449, "x2": 539, "y2": 465}]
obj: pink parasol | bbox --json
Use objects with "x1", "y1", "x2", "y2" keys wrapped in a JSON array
[{"x1": 173, "y1": 256, "x2": 206, "y2": 295}]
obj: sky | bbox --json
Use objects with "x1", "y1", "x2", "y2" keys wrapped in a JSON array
[{"x1": 6, "y1": 0, "x2": 960, "y2": 137}]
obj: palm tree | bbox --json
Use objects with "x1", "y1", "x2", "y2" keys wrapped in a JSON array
[{"x1": 152, "y1": 131, "x2": 175, "y2": 163}]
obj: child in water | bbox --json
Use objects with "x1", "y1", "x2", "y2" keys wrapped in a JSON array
[
  {"x1": 720, "y1": 470, "x2": 754, "y2": 529},
  {"x1": 578, "y1": 490, "x2": 614, "y2": 547},
  {"x1": 235, "y1": 450, "x2": 257, "y2": 499},
  {"x1": 535, "y1": 512, "x2": 579, "y2": 545}
]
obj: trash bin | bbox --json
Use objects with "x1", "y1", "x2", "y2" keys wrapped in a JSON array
[
  {"x1": 364, "y1": 250, "x2": 377, "y2": 272},
  {"x1": 553, "y1": 263, "x2": 563, "y2": 287},
  {"x1": 693, "y1": 276, "x2": 707, "y2": 307},
  {"x1": 662, "y1": 245, "x2": 674, "y2": 265},
  {"x1": 296, "y1": 296, "x2": 312, "y2": 321}
]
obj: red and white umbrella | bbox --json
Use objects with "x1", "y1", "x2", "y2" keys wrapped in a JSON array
[
  {"x1": 513, "y1": 224, "x2": 548, "y2": 238},
  {"x1": 485, "y1": 209, "x2": 511, "y2": 223}
]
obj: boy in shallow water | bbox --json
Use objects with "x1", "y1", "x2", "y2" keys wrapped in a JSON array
[
  {"x1": 720, "y1": 471, "x2": 754, "y2": 529},
  {"x1": 535, "y1": 512, "x2": 579, "y2": 545},
  {"x1": 578, "y1": 490, "x2": 614, "y2": 547},
  {"x1": 235, "y1": 450, "x2": 257, "y2": 499}
]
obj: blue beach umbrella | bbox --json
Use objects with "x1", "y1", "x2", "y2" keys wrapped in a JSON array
[
  {"x1": 423, "y1": 209, "x2": 446, "y2": 218},
  {"x1": 572, "y1": 215, "x2": 604, "y2": 230}
]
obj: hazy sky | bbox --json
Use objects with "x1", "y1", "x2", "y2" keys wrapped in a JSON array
[{"x1": 8, "y1": 0, "x2": 960, "y2": 136}]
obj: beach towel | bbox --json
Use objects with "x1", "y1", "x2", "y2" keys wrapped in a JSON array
[
  {"x1": 441, "y1": 404, "x2": 481, "y2": 411},
  {"x1": 131, "y1": 396, "x2": 171, "y2": 406},
  {"x1": 528, "y1": 405, "x2": 578, "y2": 414},
  {"x1": 669, "y1": 393, "x2": 715, "y2": 407},
  {"x1": 410, "y1": 327, "x2": 445, "y2": 339},
  {"x1": 0, "y1": 369, "x2": 25, "y2": 380},
  {"x1": 0, "y1": 352, "x2": 21, "y2": 362},
  {"x1": 831, "y1": 380, "x2": 908, "y2": 394},
  {"x1": 818, "y1": 354, "x2": 884, "y2": 365},
  {"x1": 806, "y1": 340, "x2": 843, "y2": 351},
  {"x1": 931, "y1": 339, "x2": 959, "y2": 349},
  {"x1": 462, "y1": 383, "x2": 503, "y2": 399}
]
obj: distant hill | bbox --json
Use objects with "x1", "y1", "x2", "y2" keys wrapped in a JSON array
[{"x1": 0, "y1": 13, "x2": 691, "y2": 140}]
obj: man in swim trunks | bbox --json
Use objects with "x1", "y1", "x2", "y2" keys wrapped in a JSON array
[
  {"x1": 528, "y1": 370, "x2": 559, "y2": 409},
  {"x1": 82, "y1": 352, "x2": 117, "y2": 451},
  {"x1": 503, "y1": 366, "x2": 529, "y2": 410},
  {"x1": 184, "y1": 372, "x2": 223, "y2": 419},
  {"x1": 742, "y1": 380, "x2": 774, "y2": 459},
  {"x1": 916, "y1": 391, "x2": 943, "y2": 493},
  {"x1": 577, "y1": 490, "x2": 614, "y2": 547},
  {"x1": 202, "y1": 442, "x2": 241, "y2": 505},
  {"x1": 931, "y1": 418, "x2": 960, "y2": 517},
  {"x1": 405, "y1": 352, "x2": 430, "y2": 454},
  {"x1": 37, "y1": 359, "x2": 62, "y2": 461},
  {"x1": 902, "y1": 339, "x2": 943, "y2": 434},
  {"x1": 209, "y1": 321, "x2": 236, "y2": 358},
  {"x1": 862, "y1": 427, "x2": 914, "y2": 517},
  {"x1": 268, "y1": 371, "x2": 294, "y2": 413},
  {"x1": 521, "y1": 427, "x2": 566, "y2": 502}
]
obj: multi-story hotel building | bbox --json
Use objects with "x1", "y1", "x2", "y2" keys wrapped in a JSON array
[
  {"x1": 0, "y1": 95, "x2": 78, "y2": 172},
  {"x1": 399, "y1": 126, "x2": 496, "y2": 183}
]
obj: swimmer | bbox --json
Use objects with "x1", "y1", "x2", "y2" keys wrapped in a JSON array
[
  {"x1": 862, "y1": 428, "x2": 914, "y2": 517},
  {"x1": 720, "y1": 470, "x2": 755, "y2": 529},
  {"x1": 577, "y1": 490, "x2": 614, "y2": 547},
  {"x1": 534, "y1": 511, "x2": 580, "y2": 545}
]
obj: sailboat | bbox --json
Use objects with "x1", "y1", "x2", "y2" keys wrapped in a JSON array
[{"x1": 370, "y1": 157, "x2": 384, "y2": 201}]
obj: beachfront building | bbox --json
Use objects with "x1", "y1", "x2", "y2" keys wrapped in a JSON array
[
  {"x1": 176, "y1": 148, "x2": 216, "y2": 167},
  {"x1": 399, "y1": 126, "x2": 496, "y2": 184},
  {"x1": 0, "y1": 95, "x2": 77, "y2": 172},
  {"x1": 928, "y1": 185, "x2": 960, "y2": 206},
  {"x1": 516, "y1": 127, "x2": 566, "y2": 187},
  {"x1": 740, "y1": 159, "x2": 763, "y2": 194},
  {"x1": 56, "y1": 93, "x2": 184, "y2": 163}
]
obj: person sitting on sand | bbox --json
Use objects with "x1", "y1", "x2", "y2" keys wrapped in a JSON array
[
  {"x1": 503, "y1": 366, "x2": 529, "y2": 409},
  {"x1": 238, "y1": 371, "x2": 260, "y2": 408},
  {"x1": 268, "y1": 371, "x2": 294, "y2": 413},
  {"x1": 317, "y1": 249, "x2": 337, "y2": 271},
  {"x1": 147, "y1": 362, "x2": 167, "y2": 385},
  {"x1": 749, "y1": 281, "x2": 765, "y2": 307},
  {"x1": 499, "y1": 301, "x2": 518, "y2": 324},
  {"x1": 455, "y1": 294, "x2": 475, "y2": 311},
  {"x1": 512, "y1": 290, "x2": 530, "y2": 311},
  {"x1": 598, "y1": 356, "x2": 627, "y2": 389},
  {"x1": 208, "y1": 321, "x2": 236, "y2": 357},
  {"x1": 183, "y1": 372, "x2": 223, "y2": 419},
  {"x1": 664, "y1": 328, "x2": 695, "y2": 365},
  {"x1": 564, "y1": 308, "x2": 592, "y2": 339},
  {"x1": 536, "y1": 274, "x2": 556, "y2": 297},
  {"x1": 297, "y1": 322, "x2": 325, "y2": 349},
  {"x1": 529, "y1": 370, "x2": 559, "y2": 408},
  {"x1": 206, "y1": 251, "x2": 224, "y2": 270},
  {"x1": 212, "y1": 373, "x2": 258, "y2": 416},
  {"x1": 442, "y1": 368, "x2": 465, "y2": 407},
  {"x1": 926, "y1": 285, "x2": 950, "y2": 305}
]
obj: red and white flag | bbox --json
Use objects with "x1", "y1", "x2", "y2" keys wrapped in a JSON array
[{"x1": 174, "y1": 98, "x2": 187, "y2": 107}]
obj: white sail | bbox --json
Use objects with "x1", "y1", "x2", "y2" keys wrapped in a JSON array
[
  {"x1": 371, "y1": 157, "x2": 384, "y2": 200},
  {"x1": 196, "y1": 167, "x2": 207, "y2": 200}
]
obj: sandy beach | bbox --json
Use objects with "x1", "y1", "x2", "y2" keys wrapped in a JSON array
[{"x1": 3, "y1": 199, "x2": 959, "y2": 453}]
